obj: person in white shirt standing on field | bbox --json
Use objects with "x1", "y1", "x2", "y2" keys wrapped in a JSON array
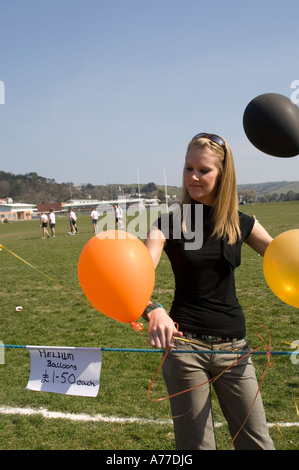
[
  {"x1": 49, "y1": 209, "x2": 56, "y2": 237},
  {"x1": 114, "y1": 204, "x2": 124, "y2": 229},
  {"x1": 90, "y1": 207, "x2": 100, "y2": 232},
  {"x1": 40, "y1": 212, "x2": 50, "y2": 239},
  {"x1": 69, "y1": 208, "x2": 78, "y2": 235}
]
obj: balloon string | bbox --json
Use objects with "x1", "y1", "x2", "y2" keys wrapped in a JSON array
[
  {"x1": 0, "y1": 243, "x2": 94, "y2": 308},
  {"x1": 134, "y1": 322, "x2": 274, "y2": 450},
  {"x1": 147, "y1": 348, "x2": 241, "y2": 402},
  {"x1": 275, "y1": 392, "x2": 299, "y2": 440},
  {"x1": 227, "y1": 324, "x2": 274, "y2": 449},
  {"x1": 282, "y1": 340, "x2": 299, "y2": 349}
]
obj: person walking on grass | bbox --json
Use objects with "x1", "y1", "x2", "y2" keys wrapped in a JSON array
[
  {"x1": 40, "y1": 212, "x2": 50, "y2": 239},
  {"x1": 68, "y1": 208, "x2": 78, "y2": 235}
]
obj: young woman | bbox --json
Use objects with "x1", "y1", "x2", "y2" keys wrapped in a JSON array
[{"x1": 144, "y1": 133, "x2": 275, "y2": 450}]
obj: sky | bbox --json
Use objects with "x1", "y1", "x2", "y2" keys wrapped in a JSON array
[{"x1": 1, "y1": 0, "x2": 299, "y2": 188}]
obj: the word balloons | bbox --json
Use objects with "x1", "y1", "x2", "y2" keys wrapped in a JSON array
[
  {"x1": 263, "y1": 229, "x2": 299, "y2": 308},
  {"x1": 78, "y1": 230, "x2": 155, "y2": 323},
  {"x1": 243, "y1": 93, "x2": 299, "y2": 157}
]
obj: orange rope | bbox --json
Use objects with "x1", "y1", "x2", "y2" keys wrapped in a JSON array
[
  {"x1": 132, "y1": 321, "x2": 274, "y2": 450},
  {"x1": 227, "y1": 324, "x2": 274, "y2": 449}
]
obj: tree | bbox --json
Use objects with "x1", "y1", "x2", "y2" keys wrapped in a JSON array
[
  {"x1": 238, "y1": 188, "x2": 256, "y2": 203},
  {"x1": 141, "y1": 182, "x2": 157, "y2": 194}
]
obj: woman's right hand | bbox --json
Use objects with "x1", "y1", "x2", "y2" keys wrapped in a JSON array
[{"x1": 147, "y1": 307, "x2": 183, "y2": 350}]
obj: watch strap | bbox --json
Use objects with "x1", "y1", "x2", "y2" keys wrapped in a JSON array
[{"x1": 142, "y1": 302, "x2": 163, "y2": 321}]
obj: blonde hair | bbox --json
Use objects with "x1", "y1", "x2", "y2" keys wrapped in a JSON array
[{"x1": 180, "y1": 136, "x2": 240, "y2": 245}]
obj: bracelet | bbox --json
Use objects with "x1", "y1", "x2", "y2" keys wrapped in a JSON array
[{"x1": 142, "y1": 302, "x2": 163, "y2": 321}]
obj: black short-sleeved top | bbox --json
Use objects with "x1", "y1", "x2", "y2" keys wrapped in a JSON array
[{"x1": 155, "y1": 201, "x2": 255, "y2": 338}]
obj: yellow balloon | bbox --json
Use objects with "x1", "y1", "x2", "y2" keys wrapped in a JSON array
[{"x1": 263, "y1": 229, "x2": 299, "y2": 308}]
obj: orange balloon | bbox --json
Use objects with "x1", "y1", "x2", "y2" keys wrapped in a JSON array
[
  {"x1": 78, "y1": 230, "x2": 155, "y2": 322},
  {"x1": 263, "y1": 229, "x2": 299, "y2": 308}
]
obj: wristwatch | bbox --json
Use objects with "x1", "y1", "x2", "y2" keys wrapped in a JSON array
[{"x1": 142, "y1": 302, "x2": 163, "y2": 321}]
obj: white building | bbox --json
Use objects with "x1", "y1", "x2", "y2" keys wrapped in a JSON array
[
  {"x1": 62, "y1": 197, "x2": 159, "y2": 213},
  {"x1": 0, "y1": 202, "x2": 37, "y2": 221}
]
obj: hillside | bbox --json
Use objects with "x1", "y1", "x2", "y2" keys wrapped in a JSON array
[
  {"x1": 237, "y1": 181, "x2": 299, "y2": 196},
  {"x1": 0, "y1": 171, "x2": 299, "y2": 203}
]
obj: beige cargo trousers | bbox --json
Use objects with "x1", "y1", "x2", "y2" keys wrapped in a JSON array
[{"x1": 162, "y1": 336, "x2": 275, "y2": 450}]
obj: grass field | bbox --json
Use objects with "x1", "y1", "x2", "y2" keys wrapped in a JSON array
[{"x1": 0, "y1": 202, "x2": 298, "y2": 450}]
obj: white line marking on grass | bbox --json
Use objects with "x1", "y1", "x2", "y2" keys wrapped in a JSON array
[
  {"x1": 0, "y1": 406, "x2": 298, "y2": 428},
  {"x1": 0, "y1": 406, "x2": 172, "y2": 424}
]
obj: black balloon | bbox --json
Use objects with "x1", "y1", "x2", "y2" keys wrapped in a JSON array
[{"x1": 243, "y1": 93, "x2": 299, "y2": 157}]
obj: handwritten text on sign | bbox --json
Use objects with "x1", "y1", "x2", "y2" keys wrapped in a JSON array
[{"x1": 26, "y1": 346, "x2": 102, "y2": 397}]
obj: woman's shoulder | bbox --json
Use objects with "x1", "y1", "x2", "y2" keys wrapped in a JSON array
[{"x1": 238, "y1": 211, "x2": 255, "y2": 239}]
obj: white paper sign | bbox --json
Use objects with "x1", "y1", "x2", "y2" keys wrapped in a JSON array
[{"x1": 26, "y1": 346, "x2": 102, "y2": 397}]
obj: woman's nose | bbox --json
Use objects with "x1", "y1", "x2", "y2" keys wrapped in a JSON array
[{"x1": 191, "y1": 171, "x2": 200, "y2": 180}]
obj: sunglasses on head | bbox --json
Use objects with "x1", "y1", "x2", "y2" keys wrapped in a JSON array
[{"x1": 191, "y1": 133, "x2": 226, "y2": 151}]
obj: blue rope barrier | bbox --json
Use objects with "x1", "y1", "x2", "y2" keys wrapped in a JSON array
[{"x1": 0, "y1": 344, "x2": 293, "y2": 355}]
